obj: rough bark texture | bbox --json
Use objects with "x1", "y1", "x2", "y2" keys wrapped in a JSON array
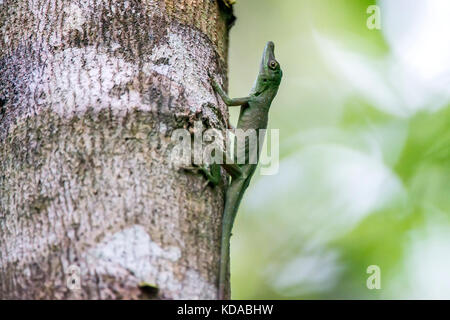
[{"x1": 0, "y1": 0, "x2": 234, "y2": 299}]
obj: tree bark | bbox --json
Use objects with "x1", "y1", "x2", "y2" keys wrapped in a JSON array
[{"x1": 0, "y1": 0, "x2": 234, "y2": 299}]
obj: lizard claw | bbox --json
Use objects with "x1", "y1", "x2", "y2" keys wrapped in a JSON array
[
  {"x1": 182, "y1": 165, "x2": 201, "y2": 174},
  {"x1": 183, "y1": 165, "x2": 216, "y2": 194},
  {"x1": 207, "y1": 70, "x2": 220, "y2": 91},
  {"x1": 200, "y1": 179, "x2": 210, "y2": 195},
  {"x1": 207, "y1": 70, "x2": 215, "y2": 82}
]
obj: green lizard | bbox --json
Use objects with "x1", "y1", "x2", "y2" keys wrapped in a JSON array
[{"x1": 204, "y1": 41, "x2": 282, "y2": 299}]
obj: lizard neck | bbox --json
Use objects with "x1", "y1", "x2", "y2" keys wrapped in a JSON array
[{"x1": 256, "y1": 84, "x2": 280, "y2": 113}]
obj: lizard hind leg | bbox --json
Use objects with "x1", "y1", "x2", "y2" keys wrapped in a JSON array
[
  {"x1": 199, "y1": 163, "x2": 222, "y2": 186},
  {"x1": 222, "y1": 163, "x2": 242, "y2": 180},
  {"x1": 182, "y1": 164, "x2": 221, "y2": 191}
]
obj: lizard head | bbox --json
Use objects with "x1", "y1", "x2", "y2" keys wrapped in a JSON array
[{"x1": 258, "y1": 41, "x2": 282, "y2": 87}]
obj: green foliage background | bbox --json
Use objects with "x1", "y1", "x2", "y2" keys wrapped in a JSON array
[{"x1": 228, "y1": 0, "x2": 450, "y2": 299}]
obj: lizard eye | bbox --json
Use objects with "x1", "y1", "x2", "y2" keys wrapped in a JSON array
[{"x1": 268, "y1": 60, "x2": 278, "y2": 70}]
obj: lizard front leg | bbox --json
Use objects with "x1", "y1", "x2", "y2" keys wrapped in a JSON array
[{"x1": 210, "y1": 77, "x2": 252, "y2": 106}]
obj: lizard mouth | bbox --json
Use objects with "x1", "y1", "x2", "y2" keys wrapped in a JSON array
[{"x1": 260, "y1": 41, "x2": 276, "y2": 72}]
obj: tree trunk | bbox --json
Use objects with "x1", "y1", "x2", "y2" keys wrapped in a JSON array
[{"x1": 0, "y1": 0, "x2": 234, "y2": 299}]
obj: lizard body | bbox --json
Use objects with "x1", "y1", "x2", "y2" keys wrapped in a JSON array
[{"x1": 205, "y1": 41, "x2": 282, "y2": 299}]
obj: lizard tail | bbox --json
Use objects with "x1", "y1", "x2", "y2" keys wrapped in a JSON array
[{"x1": 218, "y1": 178, "x2": 249, "y2": 299}]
